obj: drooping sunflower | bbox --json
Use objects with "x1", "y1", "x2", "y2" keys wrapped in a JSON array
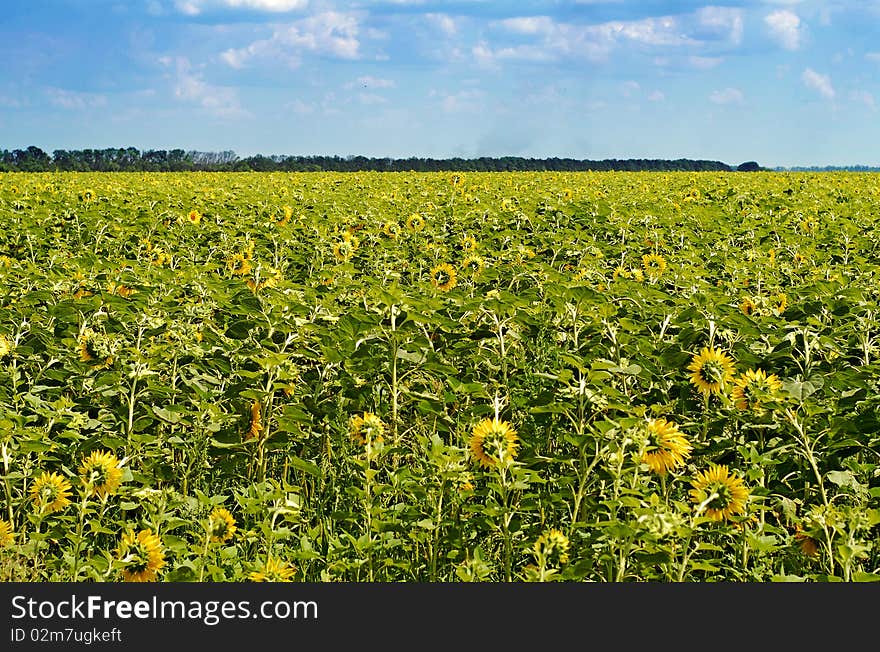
[
  {"x1": 687, "y1": 346, "x2": 736, "y2": 397},
  {"x1": 731, "y1": 368, "x2": 783, "y2": 414},
  {"x1": 30, "y1": 471, "x2": 72, "y2": 515},
  {"x1": 689, "y1": 464, "x2": 749, "y2": 522},
  {"x1": 406, "y1": 213, "x2": 425, "y2": 232},
  {"x1": 349, "y1": 412, "x2": 385, "y2": 446},
  {"x1": 208, "y1": 507, "x2": 237, "y2": 543},
  {"x1": 0, "y1": 334, "x2": 12, "y2": 359},
  {"x1": 245, "y1": 401, "x2": 263, "y2": 440},
  {"x1": 332, "y1": 232, "x2": 359, "y2": 261},
  {"x1": 461, "y1": 254, "x2": 484, "y2": 277},
  {"x1": 187, "y1": 209, "x2": 202, "y2": 225},
  {"x1": 277, "y1": 205, "x2": 293, "y2": 226},
  {"x1": 227, "y1": 253, "x2": 252, "y2": 276},
  {"x1": 0, "y1": 519, "x2": 14, "y2": 546},
  {"x1": 79, "y1": 450, "x2": 124, "y2": 498},
  {"x1": 532, "y1": 528, "x2": 570, "y2": 566},
  {"x1": 740, "y1": 297, "x2": 757, "y2": 316},
  {"x1": 430, "y1": 263, "x2": 457, "y2": 292},
  {"x1": 469, "y1": 418, "x2": 519, "y2": 468},
  {"x1": 771, "y1": 292, "x2": 788, "y2": 314},
  {"x1": 641, "y1": 253, "x2": 667, "y2": 280},
  {"x1": 117, "y1": 529, "x2": 166, "y2": 582},
  {"x1": 640, "y1": 418, "x2": 692, "y2": 476},
  {"x1": 249, "y1": 557, "x2": 296, "y2": 582}
]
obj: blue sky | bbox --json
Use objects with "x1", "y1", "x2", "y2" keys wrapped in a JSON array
[{"x1": 1, "y1": 0, "x2": 879, "y2": 167}]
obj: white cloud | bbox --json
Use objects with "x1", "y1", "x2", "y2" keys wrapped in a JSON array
[
  {"x1": 499, "y1": 16, "x2": 556, "y2": 35},
  {"x1": 346, "y1": 75, "x2": 395, "y2": 90},
  {"x1": 431, "y1": 88, "x2": 485, "y2": 113},
  {"x1": 221, "y1": 11, "x2": 361, "y2": 69},
  {"x1": 46, "y1": 88, "x2": 107, "y2": 110},
  {"x1": 164, "y1": 57, "x2": 247, "y2": 118},
  {"x1": 709, "y1": 87, "x2": 744, "y2": 105},
  {"x1": 801, "y1": 68, "x2": 834, "y2": 99},
  {"x1": 620, "y1": 80, "x2": 640, "y2": 97},
  {"x1": 647, "y1": 90, "x2": 665, "y2": 102},
  {"x1": 175, "y1": 0, "x2": 308, "y2": 14},
  {"x1": 425, "y1": 13, "x2": 457, "y2": 37},
  {"x1": 696, "y1": 6, "x2": 744, "y2": 45},
  {"x1": 850, "y1": 90, "x2": 875, "y2": 110},
  {"x1": 765, "y1": 10, "x2": 803, "y2": 50}
]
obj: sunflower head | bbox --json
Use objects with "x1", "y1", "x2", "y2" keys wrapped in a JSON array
[
  {"x1": 245, "y1": 401, "x2": 263, "y2": 440},
  {"x1": 640, "y1": 418, "x2": 692, "y2": 476},
  {"x1": 187, "y1": 209, "x2": 202, "y2": 225},
  {"x1": 687, "y1": 346, "x2": 736, "y2": 397},
  {"x1": 382, "y1": 221, "x2": 400, "y2": 238},
  {"x1": 208, "y1": 507, "x2": 237, "y2": 543},
  {"x1": 689, "y1": 464, "x2": 749, "y2": 522},
  {"x1": 469, "y1": 418, "x2": 519, "y2": 468},
  {"x1": 227, "y1": 253, "x2": 252, "y2": 276},
  {"x1": 117, "y1": 529, "x2": 166, "y2": 582},
  {"x1": 771, "y1": 292, "x2": 788, "y2": 314},
  {"x1": 333, "y1": 232, "x2": 359, "y2": 261},
  {"x1": 0, "y1": 335, "x2": 12, "y2": 359},
  {"x1": 0, "y1": 519, "x2": 15, "y2": 546},
  {"x1": 740, "y1": 297, "x2": 757, "y2": 316},
  {"x1": 430, "y1": 263, "x2": 457, "y2": 292},
  {"x1": 731, "y1": 368, "x2": 783, "y2": 414},
  {"x1": 641, "y1": 253, "x2": 667, "y2": 280},
  {"x1": 249, "y1": 557, "x2": 296, "y2": 582},
  {"x1": 532, "y1": 528, "x2": 571, "y2": 567},
  {"x1": 461, "y1": 254, "x2": 484, "y2": 277},
  {"x1": 350, "y1": 412, "x2": 385, "y2": 446},
  {"x1": 406, "y1": 213, "x2": 425, "y2": 232},
  {"x1": 278, "y1": 205, "x2": 294, "y2": 225},
  {"x1": 30, "y1": 471, "x2": 72, "y2": 515},
  {"x1": 79, "y1": 450, "x2": 123, "y2": 498}
]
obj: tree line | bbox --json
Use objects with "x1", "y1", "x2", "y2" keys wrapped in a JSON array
[{"x1": 0, "y1": 145, "x2": 752, "y2": 173}]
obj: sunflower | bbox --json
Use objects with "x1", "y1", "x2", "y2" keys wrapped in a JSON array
[
  {"x1": 640, "y1": 418, "x2": 692, "y2": 476},
  {"x1": 793, "y1": 525, "x2": 820, "y2": 558},
  {"x1": 740, "y1": 297, "x2": 757, "y2": 316},
  {"x1": 689, "y1": 464, "x2": 749, "y2": 522},
  {"x1": 641, "y1": 253, "x2": 667, "y2": 280},
  {"x1": 278, "y1": 205, "x2": 293, "y2": 225},
  {"x1": 245, "y1": 401, "x2": 263, "y2": 440},
  {"x1": 631, "y1": 268, "x2": 644, "y2": 282},
  {"x1": 731, "y1": 368, "x2": 783, "y2": 414},
  {"x1": 469, "y1": 418, "x2": 519, "y2": 468},
  {"x1": 208, "y1": 507, "x2": 237, "y2": 543},
  {"x1": 333, "y1": 232, "x2": 359, "y2": 261},
  {"x1": 771, "y1": 292, "x2": 788, "y2": 314},
  {"x1": 0, "y1": 519, "x2": 14, "y2": 546},
  {"x1": 349, "y1": 412, "x2": 385, "y2": 445},
  {"x1": 81, "y1": 189, "x2": 96, "y2": 203},
  {"x1": 532, "y1": 528, "x2": 570, "y2": 566},
  {"x1": 687, "y1": 346, "x2": 736, "y2": 397},
  {"x1": 406, "y1": 213, "x2": 425, "y2": 232},
  {"x1": 612, "y1": 266, "x2": 631, "y2": 280},
  {"x1": 0, "y1": 334, "x2": 12, "y2": 359},
  {"x1": 227, "y1": 253, "x2": 252, "y2": 276},
  {"x1": 382, "y1": 221, "x2": 400, "y2": 238},
  {"x1": 461, "y1": 254, "x2": 484, "y2": 277},
  {"x1": 79, "y1": 450, "x2": 123, "y2": 498},
  {"x1": 30, "y1": 471, "x2": 72, "y2": 515},
  {"x1": 249, "y1": 557, "x2": 296, "y2": 582},
  {"x1": 460, "y1": 234, "x2": 478, "y2": 252},
  {"x1": 187, "y1": 209, "x2": 202, "y2": 225},
  {"x1": 117, "y1": 529, "x2": 166, "y2": 582},
  {"x1": 430, "y1": 263, "x2": 457, "y2": 292}
]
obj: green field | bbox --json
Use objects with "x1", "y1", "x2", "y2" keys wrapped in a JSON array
[{"x1": 1, "y1": 170, "x2": 879, "y2": 582}]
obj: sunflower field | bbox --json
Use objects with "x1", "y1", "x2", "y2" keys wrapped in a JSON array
[{"x1": 1, "y1": 170, "x2": 879, "y2": 583}]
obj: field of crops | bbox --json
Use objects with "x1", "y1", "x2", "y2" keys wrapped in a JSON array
[{"x1": 1, "y1": 170, "x2": 879, "y2": 582}]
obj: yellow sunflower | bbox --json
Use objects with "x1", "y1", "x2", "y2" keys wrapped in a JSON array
[
  {"x1": 641, "y1": 253, "x2": 667, "y2": 280},
  {"x1": 0, "y1": 519, "x2": 14, "y2": 546},
  {"x1": 532, "y1": 528, "x2": 570, "y2": 566},
  {"x1": 187, "y1": 209, "x2": 202, "y2": 225},
  {"x1": 79, "y1": 450, "x2": 124, "y2": 498},
  {"x1": 227, "y1": 253, "x2": 252, "y2": 276},
  {"x1": 461, "y1": 254, "x2": 484, "y2": 277},
  {"x1": 740, "y1": 297, "x2": 757, "y2": 316},
  {"x1": 406, "y1": 213, "x2": 425, "y2": 232},
  {"x1": 382, "y1": 221, "x2": 400, "y2": 238},
  {"x1": 117, "y1": 529, "x2": 166, "y2": 582},
  {"x1": 689, "y1": 464, "x2": 749, "y2": 522},
  {"x1": 771, "y1": 292, "x2": 788, "y2": 314},
  {"x1": 469, "y1": 418, "x2": 519, "y2": 468},
  {"x1": 0, "y1": 334, "x2": 12, "y2": 359},
  {"x1": 278, "y1": 205, "x2": 293, "y2": 225},
  {"x1": 349, "y1": 412, "x2": 385, "y2": 445},
  {"x1": 731, "y1": 368, "x2": 783, "y2": 414},
  {"x1": 30, "y1": 471, "x2": 72, "y2": 515},
  {"x1": 687, "y1": 346, "x2": 736, "y2": 397},
  {"x1": 460, "y1": 234, "x2": 478, "y2": 252},
  {"x1": 249, "y1": 557, "x2": 296, "y2": 582},
  {"x1": 208, "y1": 507, "x2": 237, "y2": 543},
  {"x1": 245, "y1": 401, "x2": 263, "y2": 440},
  {"x1": 333, "y1": 232, "x2": 359, "y2": 261},
  {"x1": 430, "y1": 263, "x2": 457, "y2": 292},
  {"x1": 640, "y1": 418, "x2": 692, "y2": 476}
]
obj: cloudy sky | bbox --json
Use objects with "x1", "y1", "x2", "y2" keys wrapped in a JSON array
[{"x1": 1, "y1": 0, "x2": 878, "y2": 167}]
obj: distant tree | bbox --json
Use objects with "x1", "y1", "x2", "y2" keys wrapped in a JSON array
[{"x1": 736, "y1": 161, "x2": 761, "y2": 172}]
